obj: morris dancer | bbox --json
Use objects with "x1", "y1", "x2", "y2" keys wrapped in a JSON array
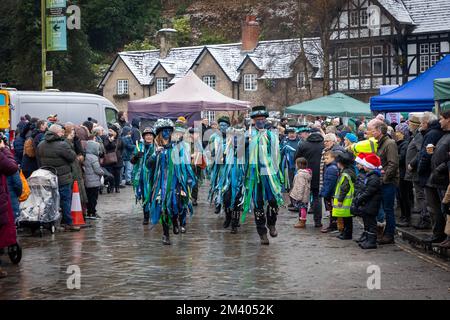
[
  {"x1": 243, "y1": 106, "x2": 284, "y2": 245},
  {"x1": 149, "y1": 119, "x2": 196, "y2": 245},
  {"x1": 130, "y1": 127, "x2": 155, "y2": 225},
  {"x1": 208, "y1": 116, "x2": 230, "y2": 219}
]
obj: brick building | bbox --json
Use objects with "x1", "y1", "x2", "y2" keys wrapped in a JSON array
[{"x1": 98, "y1": 16, "x2": 324, "y2": 122}]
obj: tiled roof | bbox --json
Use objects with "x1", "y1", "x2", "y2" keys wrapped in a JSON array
[
  {"x1": 106, "y1": 38, "x2": 323, "y2": 87},
  {"x1": 402, "y1": 0, "x2": 450, "y2": 34},
  {"x1": 376, "y1": 0, "x2": 414, "y2": 24},
  {"x1": 248, "y1": 38, "x2": 323, "y2": 79},
  {"x1": 376, "y1": 0, "x2": 450, "y2": 34}
]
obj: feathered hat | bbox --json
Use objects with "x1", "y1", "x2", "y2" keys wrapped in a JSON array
[
  {"x1": 154, "y1": 119, "x2": 174, "y2": 135},
  {"x1": 250, "y1": 105, "x2": 269, "y2": 119}
]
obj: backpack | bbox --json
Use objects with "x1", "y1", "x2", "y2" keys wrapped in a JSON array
[
  {"x1": 18, "y1": 170, "x2": 31, "y2": 202},
  {"x1": 23, "y1": 137, "x2": 36, "y2": 158}
]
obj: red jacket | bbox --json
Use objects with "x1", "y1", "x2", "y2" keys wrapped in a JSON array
[{"x1": 0, "y1": 148, "x2": 19, "y2": 247}]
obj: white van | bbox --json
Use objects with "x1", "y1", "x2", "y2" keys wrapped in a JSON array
[{"x1": 7, "y1": 90, "x2": 119, "y2": 133}]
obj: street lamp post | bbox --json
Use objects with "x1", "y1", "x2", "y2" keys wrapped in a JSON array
[{"x1": 41, "y1": 0, "x2": 46, "y2": 91}]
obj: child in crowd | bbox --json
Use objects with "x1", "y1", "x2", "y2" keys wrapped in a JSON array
[
  {"x1": 353, "y1": 153, "x2": 368, "y2": 242},
  {"x1": 352, "y1": 153, "x2": 383, "y2": 249},
  {"x1": 319, "y1": 151, "x2": 339, "y2": 233},
  {"x1": 84, "y1": 140, "x2": 113, "y2": 219},
  {"x1": 333, "y1": 151, "x2": 356, "y2": 240},
  {"x1": 290, "y1": 157, "x2": 312, "y2": 228}
]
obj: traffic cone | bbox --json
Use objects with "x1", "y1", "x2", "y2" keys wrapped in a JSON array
[{"x1": 71, "y1": 181, "x2": 86, "y2": 227}]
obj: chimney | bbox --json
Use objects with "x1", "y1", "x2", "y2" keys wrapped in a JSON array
[
  {"x1": 157, "y1": 27, "x2": 177, "y2": 59},
  {"x1": 241, "y1": 15, "x2": 260, "y2": 52}
]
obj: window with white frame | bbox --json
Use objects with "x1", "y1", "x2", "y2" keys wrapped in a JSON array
[
  {"x1": 420, "y1": 55, "x2": 430, "y2": 72},
  {"x1": 430, "y1": 43, "x2": 440, "y2": 54},
  {"x1": 244, "y1": 74, "x2": 257, "y2": 91},
  {"x1": 297, "y1": 72, "x2": 306, "y2": 89},
  {"x1": 338, "y1": 60, "x2": 348, "y2": 78},
  {"x1": 372, "y1": 58, "x2": 383, "y2": 75},
  {"x1": 420, "y1": 43, "x2": 429, "y2": 54},
  {"x1": 360, "y1": 10, "x2": 368, "y2": 26},
  {"x1": 117, "y1": 80, "x2": 129, "y2": 95},
  {"x1": 373, "y1": 46, "x2": 383, "y2": 56},
  {"x1": 338, "y1": 48, "x2": 348, "y2": 58},
  {"x1": 350, "y1": 59, "x2": 359, "y2": 77},
  {"x1": 431, "y1": 54, "x2": 440, "y2": 67},
  {"x1": 361, "y1": 47, "x2": 371, "y2": 57},
  {"x1": 361, "y1": 58, "x2": 371, "y2": 75},
  {"x1": 156, "y1": 78, "x2": 168, "y2": 94},
  {"x1": 202, "y1": 75, "x2": 216, "y2": 89},
  {"x1": 201, "y1": 111, "x2": 215, "y2": 124},
  {"x1": 350, "y1": 47, "x2": 359, "y2": 58},
  {"x1": 350, "y1": 11, "x2": 359, "y2": 27}
]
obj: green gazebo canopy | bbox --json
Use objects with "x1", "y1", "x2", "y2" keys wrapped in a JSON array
[
  {"x1": 285, "y1": 92, "x2": 372, "y2": 117},
  {"x1": 434, "y1": 78, "x2": 450, "y2": 101}
]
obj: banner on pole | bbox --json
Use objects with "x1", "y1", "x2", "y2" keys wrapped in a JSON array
[{"x1": 46, "y1": 0, "x2": 67, "y2": 51}]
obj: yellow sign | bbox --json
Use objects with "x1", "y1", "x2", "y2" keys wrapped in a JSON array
[{"x1": 0, "y1": 90, "x2": 10, "y2": 129}]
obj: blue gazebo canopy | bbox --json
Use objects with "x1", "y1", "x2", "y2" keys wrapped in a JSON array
[{"x1": 370, "y1": 55, "x2": 450, "y2": 112}]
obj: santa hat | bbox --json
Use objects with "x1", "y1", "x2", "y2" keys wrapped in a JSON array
[
  {"x1": 361, "y1": 153, "x2": 382, "y2": 170},
  {"x1": 355, "y1": 152, "x2": 368, "y2": 165}
]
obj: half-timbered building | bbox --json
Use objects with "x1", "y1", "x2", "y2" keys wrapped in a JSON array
[{"x1": 330, "y1": 0, "x2": 450, "y2": 102}]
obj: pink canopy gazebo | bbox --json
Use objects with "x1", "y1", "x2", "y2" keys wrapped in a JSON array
[{"x1": 127, "y1": 70, "x2": 250, "y2": 124}]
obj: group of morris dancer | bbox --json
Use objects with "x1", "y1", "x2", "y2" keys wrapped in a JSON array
[{"x1": 131, "y1": 106, "x2": 285, "y2": 245}]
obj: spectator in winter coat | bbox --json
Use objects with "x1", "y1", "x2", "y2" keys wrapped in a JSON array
[
  {"x1": 130, "y1": 118, "x2": 142, "y2": 145},
  {"x1": 84, "y1": 141, "x2": 111, "y2": 220},
  {"x1": 20, "y1": 121, "x2": 39, "y2": 178},
  {"x1": 318, "y1": 133, "x2": 344, "y2": 231},
  {"x1": 64, "y1": 123, "x2": 88, "y2": 214},
  {"x1": 6, "y1": 170, "x2": 22, "y2": 220},
  {"x1": 368, "y1": 119, "x2": 399, "y2": 245},
  {"x1": 395, "y1": 123, "x2": 413, "y2": 227},
  {"x1": 416, "y1": 113, "x2": 443, "y2": 187},
  {"x1": 0, "y1": 139, "x2": 19, "y2": 278},
  {"x1": 295, "y1": 131, "x2": 325, "y2": 227},
  {"x1": 121, "y1": 126, "x2": 135, "y2": 185},
  {"x1": 290, "y1": 158, "x2": 312, "y2": 229},
  {"x1": 102, "y1": 125, "x2": 124, "y2": 193},
  {"x1": 441, "y1": 160, "x2": 450, "y2": 249},
  {"x1": 404, "y1": 115, "x2": 428, "y2": 229},
  {"x1": 37, "y1": 124, "x2": 79, "y2": 231},
  {"x1": 33, "y1": 119, "x2": 48, "y2": 156},
  {"x1": 333, "y1": 151, "x2": 356, "y2": 240},
  {"x1": 425, "y1": 110, "x2": 450, "y2": 244},
  {"x1": 13, "y1": 122, "x2": 26, "y2": 166},
  {"x1": 319, "y1": 151, "x2": 339, "y2": 232},
  {"x1": 354, "y1": 153, "x2": 383, "y2": 249},
  {"x1": 117, "y1": 112, "x2": 129, "y2": 128},
  {"x1": 281, "y1": 127, "x2": 300, "y2": 197}
]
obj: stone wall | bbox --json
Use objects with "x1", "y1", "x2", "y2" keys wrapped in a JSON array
[{"x1": 102, "y1": 59, "x2": 149, "y2": 114}]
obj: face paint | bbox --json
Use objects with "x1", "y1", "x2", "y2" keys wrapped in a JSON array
[
  {"x1": 255, "y1": 119, "x2": 266, "y2": 129},
  {"x1": 162, "y1": 128, "x2": 172, "y2": 140},
  {"x1": 219, "y1": 122, "x2": 229, "y2": 133}
]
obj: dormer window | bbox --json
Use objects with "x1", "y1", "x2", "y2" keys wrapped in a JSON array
[
  {"x1": 202, "y1": 75, "x2": 216, "y2": 89},
  {"x1": 156, "y1": 78, "x2": 168, "y2": 94},
  {"x1": 244, "y1": 74, "x2": 257, "y2": 91}
]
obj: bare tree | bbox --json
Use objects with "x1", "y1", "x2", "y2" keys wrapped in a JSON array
[{"x1": 298, "y1": 0, "x2": 345, "y2": 96}]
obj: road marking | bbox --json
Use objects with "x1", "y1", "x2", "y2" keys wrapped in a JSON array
[
  {"x1": 394, "y1": 242, "x2": 450, "y2": 272},
  {"x1": 355, "y1": 218, "x2": 449, "y2": 272}
]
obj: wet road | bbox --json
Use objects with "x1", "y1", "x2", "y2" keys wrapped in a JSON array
[{"x1": 1, "y1": 184, "x2": 449, "y2": 300}]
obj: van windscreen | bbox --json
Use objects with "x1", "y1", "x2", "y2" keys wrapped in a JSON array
[{"x1": 105, "y1": 107, "x2": 118, "y2": 125}]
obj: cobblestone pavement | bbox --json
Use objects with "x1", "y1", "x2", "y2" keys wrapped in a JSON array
[{"x1": 0, "y1": 184, "x2": 449, "y2": 300}]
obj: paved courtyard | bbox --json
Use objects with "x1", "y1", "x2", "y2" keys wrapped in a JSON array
[{"x1": 0, "y1": 185, "x2": 449, "y2": 300}]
